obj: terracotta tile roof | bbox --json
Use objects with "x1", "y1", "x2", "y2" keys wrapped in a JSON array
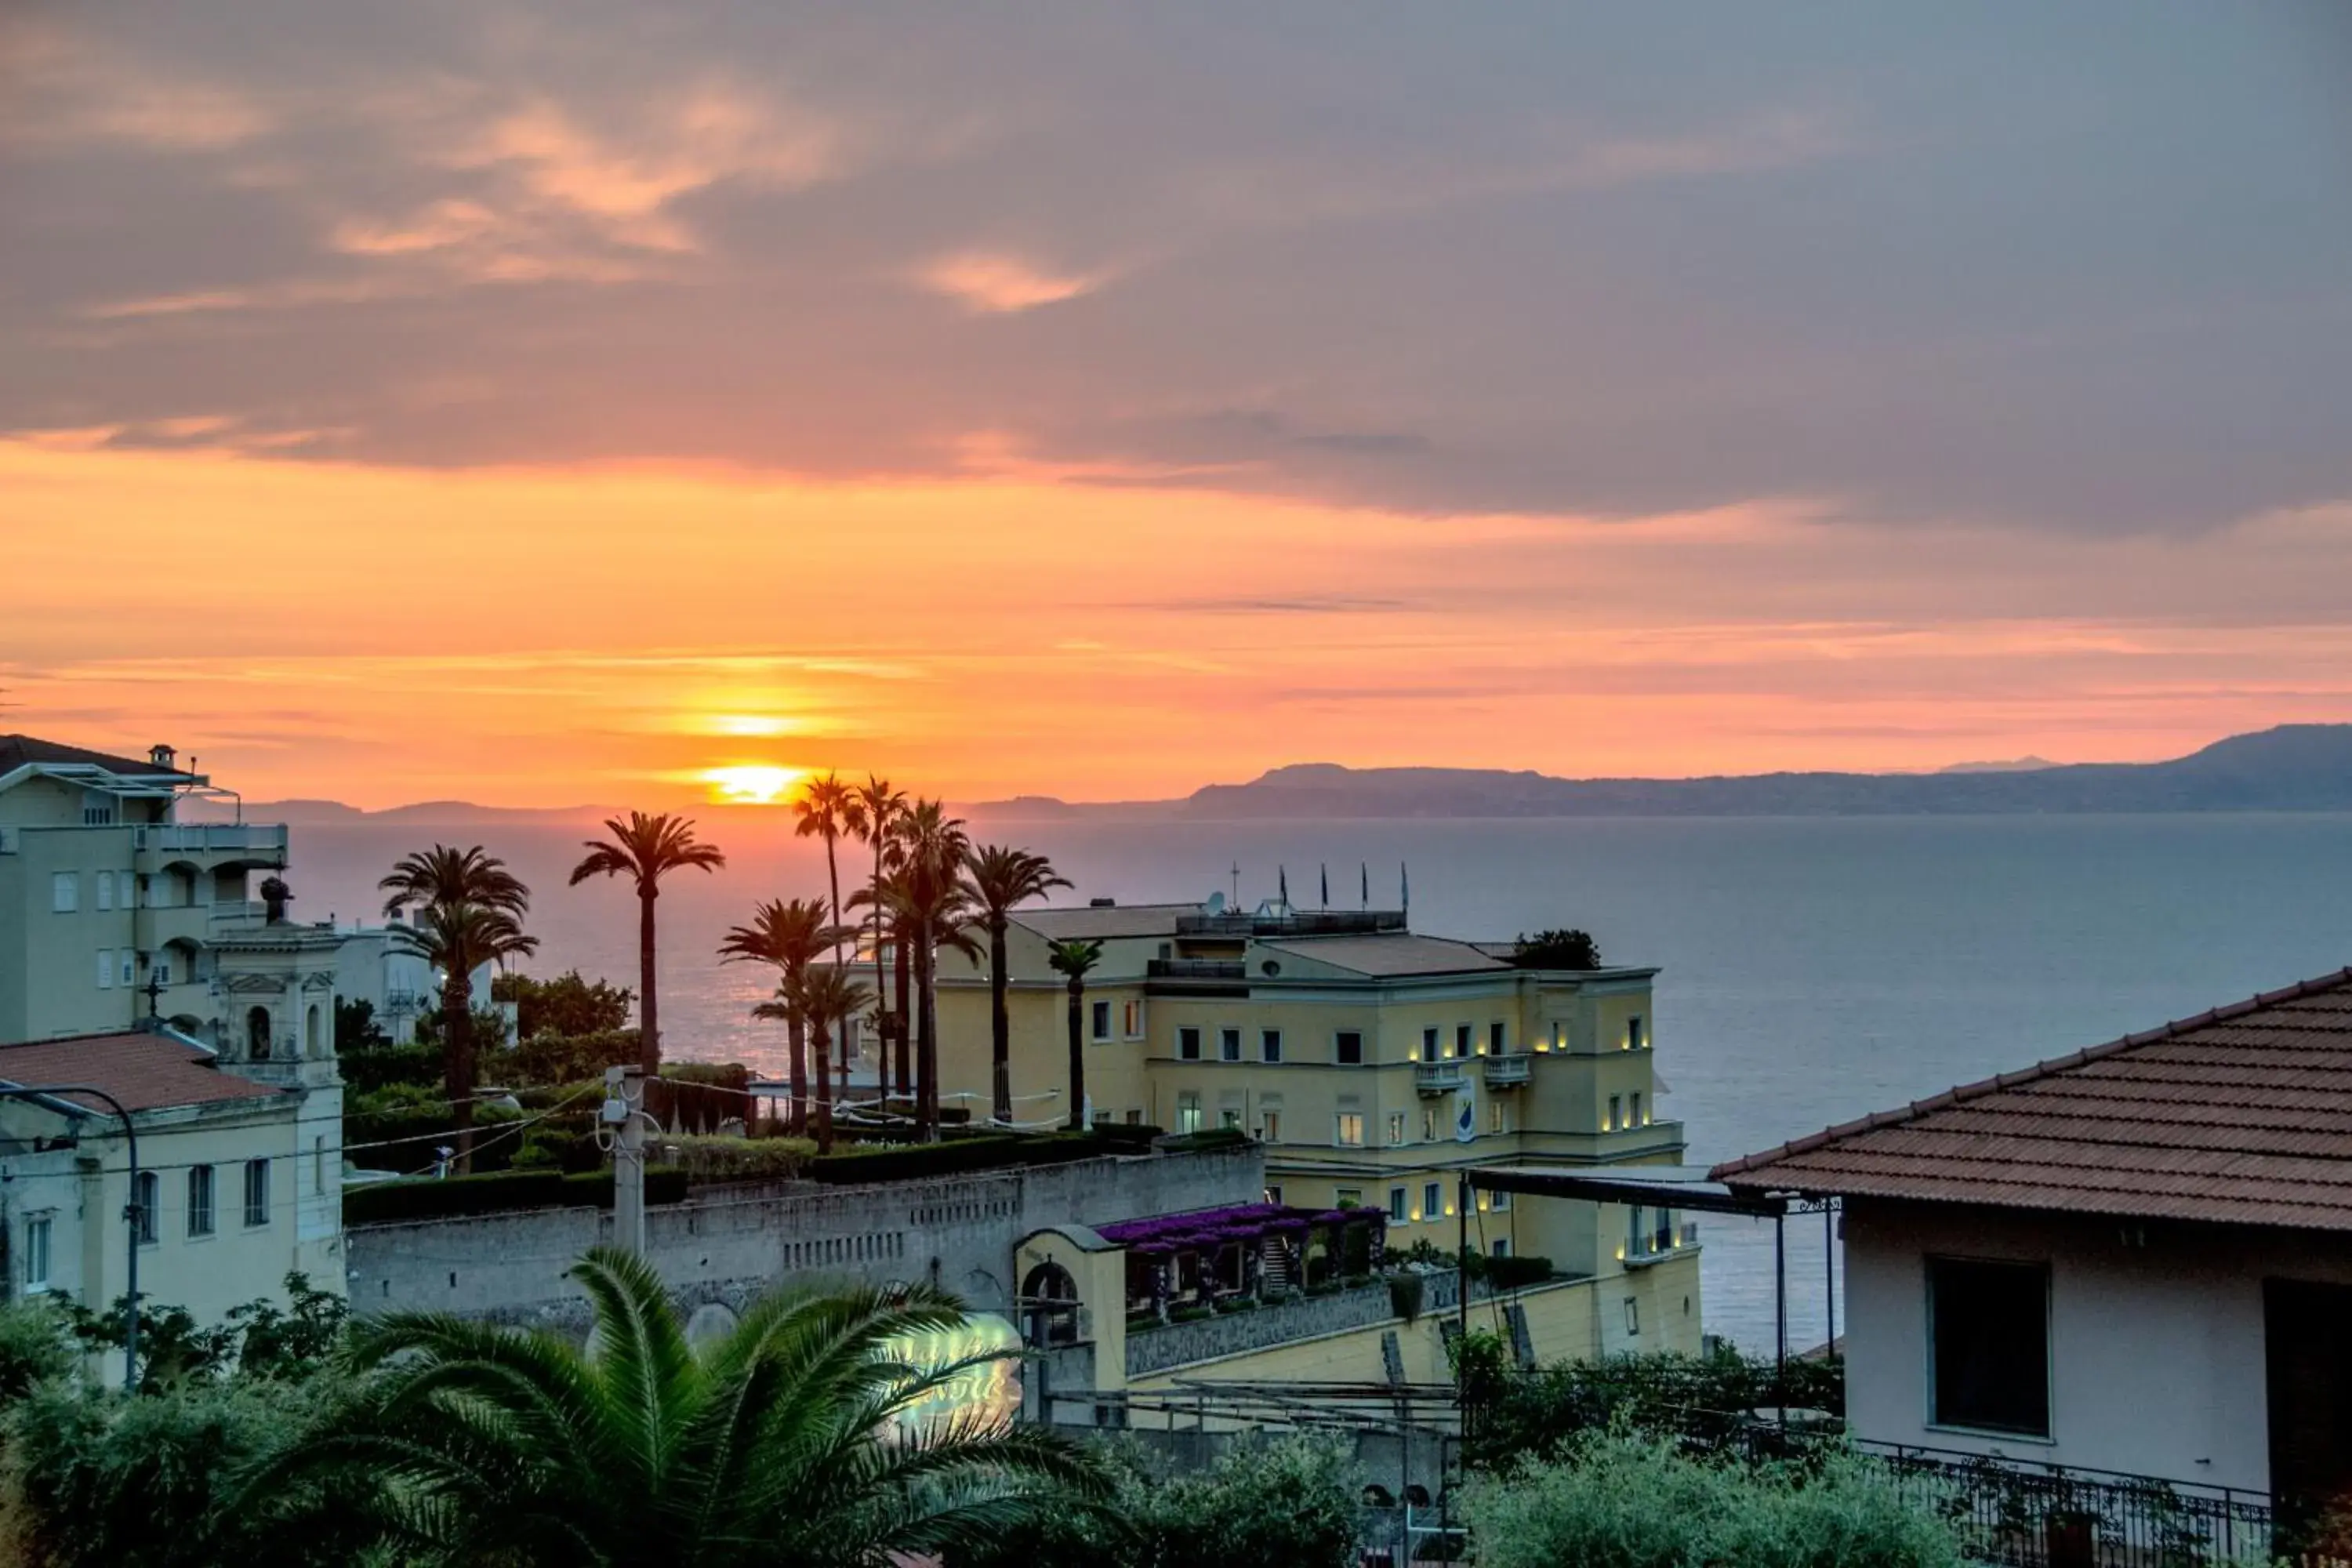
[
  {"x1": 0, "y1": 1033, "x2": 283, "y2": 1115},
  {"x1": 1711, "y1": 969, "x2": 2352, "y2": 1231}
]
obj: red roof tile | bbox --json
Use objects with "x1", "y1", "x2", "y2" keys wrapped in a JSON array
[
  {"x1": 0, "y1": 1033, "x2": 283, "y2": 1114},
  {"x1": 1711, "y1": 969, "x2": 2352, "y2": 1230}
]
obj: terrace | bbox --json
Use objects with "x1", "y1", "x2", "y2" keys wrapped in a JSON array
[{"x1": 1102, "y1": 1202, "x2": 1390, "y2": 1328}]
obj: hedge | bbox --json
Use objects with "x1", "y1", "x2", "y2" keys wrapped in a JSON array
[
  {"x1": 1156, "y1": 1127, "x2": 1253, "y2": 1153},
  {"x1": 344, "y1": 1165, "x2": 686, "y2": 1225},
  {"x1": 806, "y1": 1133, "x2": 1103, "y2": 1186},
  {"x1": 339, "y1": 1044, "x2": 443, "y2": 1094}
]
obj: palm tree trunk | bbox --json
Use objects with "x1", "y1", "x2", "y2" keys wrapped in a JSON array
[
  {"x1": 822, "y1": 834, "x2": 847, "y2": 1080},
  {"x1": 786, "y1": 1011, "x2": 808, "y2": 1134},
  {"x1": 870, "y1": 841, "x2": 890, "y2": 1091},
  {"x1": 448, "y1": 967, "x2": 476, "y2": 1171},
  {"x1": 1065, "y1": 979, "x2": 1085, "y2": 1132},
  {"x1": 989, "y1": 920, "x2": 1011, "y2": 1126},
  {"x1": 637, "y1": 886, "x2": 660, "y2": 1078},
  {"x1": 916, "y1": 915, "x2": 939, "y2": 1143},
  {"x1": 811, "y1": 1017, "x2": 834, "y2": 1153},
  {"x1": 892, "y1": 931, "x2": 912, "y2": 1101}
]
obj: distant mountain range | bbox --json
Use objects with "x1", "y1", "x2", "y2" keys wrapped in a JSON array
[
  {"x1": 973, "y1": 724, "x2": 2352, "y2": 820},
  {"x1": 183, "y1": 798, "x2": 609, "y2": 826}
]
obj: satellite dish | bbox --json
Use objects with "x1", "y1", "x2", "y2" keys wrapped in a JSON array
[{"x1": 1204, "y1": 891, "x2": 1227, "y2": 914}]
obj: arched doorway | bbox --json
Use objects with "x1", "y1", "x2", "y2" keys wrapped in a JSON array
[
  {"x1": 246, "y1": 1006, "x2": 272, "y2": 1060},
  {"x1": 1018, "y1": 1261, "x2": 1080, "y2": 1348}
]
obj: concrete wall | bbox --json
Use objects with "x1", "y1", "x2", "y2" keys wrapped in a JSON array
[
  {"x1": 345, "y1": 1143, "x2": 1265, "y2": 1334},
  {"x1": 1844, "y1": 1198, "x2": 2352, "y2": 1494}
]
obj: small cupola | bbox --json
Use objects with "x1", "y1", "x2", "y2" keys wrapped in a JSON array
[{"x1": 148, "y1": 743, "x2": 176, "y2": 770}]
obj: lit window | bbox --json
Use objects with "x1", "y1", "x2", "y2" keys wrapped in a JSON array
[
  {"x1": 1387, "y1": 1111, "x2": 1406, "y2": 1145},
  {"x1": 1388, "y1": 1186, "x2": 1407, "y2": 1221},
  {"x1": 1123, "y1": 999, "x2": 1145, "y2": 1038},
  {"x1": 1178, "y1": 1026, "x2": 1202, "y2": 1061},
  {"x1": 1335, "y1": 1112, "x2": 1365, "y2": 1147},
  {"x1": 132, "y1": 1171, "x2": 159, "y2": 1245},
  {"x1": 1091, "y1": 1000, "x2": 1112, "y2": 1041},
  {"x1": 22, "y1": 1218, "x2": 49, "y2": 1290},
  {"x1": 1929, "y1": 1258, "x2": 2050, "y2": 1437},
  {"x1": 1176, "y1": 1094, "x2": 1202, "y2": 1134},
  {"x1": 1219, "y1": 1028, "x2": 1242, "y2": 1062},
  {"x1": 1552, "y1": 1022, "x2": 1566, "y2": 1051},
  {"x1": 187, "y1": 1165, "x2": 215, "y2": 1237},
  {"x1": 51, "y1": 873, "x2": 77, "y2": 913},
  {"x1": 1336, "y1": 1030, "x2": 1364, "y2": 1065},
  {"x1": 243, "y1": 1159, "x2": 270, "y2": 1228},
  {"x1": 1260, "y1": 1029, "x2": 1282, "y2": 1063}
]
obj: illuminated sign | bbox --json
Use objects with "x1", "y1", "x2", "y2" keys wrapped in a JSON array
[{"x1": 877, "y1": 1313, "x2": 1022, "y2": 1438}]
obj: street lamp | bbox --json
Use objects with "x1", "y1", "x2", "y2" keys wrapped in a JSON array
[{"x1": 0, "y1": 1086, "x2": 142, "y2": 1390}]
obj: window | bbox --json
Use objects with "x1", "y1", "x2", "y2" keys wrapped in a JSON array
[
  {"x1": 22, "y1": 1218, "x2": 49, "y2": 1291},
  {"x1": 51, "y1": 873, "x2": 77, "y2": 913},
  {"x1": 1260, "y1": 1029, "x2": 1282, "y2": 1063},
  {"x1": 1091, "y1": 1000, "x2": 1112, "y2": 1041},
  {"x1": 1178, "y1": 1026, "x2": 1202, "y2": 1061},
  {"x1": 119, "y1": 951, "x2": 134, "y2": 987},
  {"x1": 1335, "y1": 1188, "x2": 1363, "y2": 1210},
  {"x1": 1336, "y1": 1030, "x2": 1364, "y2": 1065},
  {"x1": 1606, "y1": 1094, "x2": 1622, "y2": 1131},
  {"x1": 96, "y1": 872, "x2": 113, "y2": 911},
  {"x1": 1423, "y1": 1181, "x2": 1442, "y2": 1219},
  {"x1": 1124, "y1": 1109, "x2": 1142, "y2": 1124},
  {"x1": 96, "y1": 949, "x2": 113, "y2": 989},
  {"x1": 1489, "y1": 1021, "x2": 1505, "y2": 1054},
  {"x1": 1628, "y1": 1015, "x2": 1646, "y2": 1051},
  {"x1": 1492, "y1": 1188, "x2": 1511, "y2": 1212},
  {"x1": 1453, "y1": 1023, "x2": 1472, "y2": 1058},
  {"x1": 82, "y1": 804, "x2": 114, "y2": 826},
  {"x1": 1122, "y1": 999, "x2": 1145, "y2": 1038},
  {"x1": 1219, "y1": 1027, "x2": 1242, "y2": 1062},
  {"x1": 1552, "y1": 1021, "x2": 1566, "y2": 1051},
  {"x1": 1388, "y1": 1186, "x2": 1407, "y2": 1221},
  {"x1": 1335, "y1": 1112, "x2": 1365, "y2": 1147},
  {"x1": 1928, "y1": 1258, "x2": 2050, "y2": 1436},
  {"x1": 1421, "y1": 1026, "x2": 1439, "y2": 1060},
  {"x1": 153, "y1": 956, "x2": 172, "y2": 986},
  {"x1": 187, "y1": 1165, "x2": 215, "y2": 1237},
  {"x1": 1624, "y1": 1298, "x2": 1641, "y2": 1336},
  {"x1": 133, "y1": 1171, "x2": 159, "y2": 1245},
  {"x1": 1489, "y1": 1100, "x2": 1505, "y2": 1134},
  {"x1": 1422, "y1": 1108, "x2": 1438, "y2": 1142},
  {"x1": 1631, "y1": 1091, "x2": 1645, "y2": 1127},
  {"x1": 1219, "y1": 1108, "x2": 1242, "y2": 1130},
  {"x1": 1260, "y1": 1109, "x2": 1281, "y2": 1142},
  {"x1": 1265, "y1": 1185, "x2": 1283, "y2": 1207},
  {"x1": 1628, "y1": 1206, "x2": 1646, "y2": 1255},
  {"x1": 243, "y1": 1159, "x2": 270, "y2": 1228},
  {"x1": 1492, "y1": 1238, "x2": 1511, "y2": 1259},
  {"x1": 1387, "y1": 1111, "x2": 1406, "y2": 1145},
  {"x1": 1175, "y1": 1094, "x2": 1202, "y2": 1134}
]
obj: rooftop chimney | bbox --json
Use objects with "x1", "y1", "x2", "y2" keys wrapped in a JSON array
[{"x1": 148, "y1": 743, "x2": 176, "y2": 770}]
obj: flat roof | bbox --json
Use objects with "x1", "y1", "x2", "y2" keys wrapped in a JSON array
[{"x1": 1468, "y1": 1163, "x2": 1789, "y2": 1218}]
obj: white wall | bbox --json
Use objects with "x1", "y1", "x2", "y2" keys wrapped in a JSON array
[{"x1": 1843, "y1": 1198, "x2": 2352, "y2": 1494}]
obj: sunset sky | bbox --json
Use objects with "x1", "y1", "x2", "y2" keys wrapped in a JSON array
[{"x1": 7, "y1": 4, "x2": 2352, "y2": 807}]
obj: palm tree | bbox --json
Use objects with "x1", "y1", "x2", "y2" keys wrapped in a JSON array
[
  {"x1": 961, "y1": 845, "x2": 1070, "y2": 1126},
  {"x1": 569, "y1": 811, "x2": 727, "y2": 1076},
  {"x1": 1047, "y1": 938, "x2": 1103, "y2": 1133},
  {"x1": 394, "y1": 902, "x2": 539, "y2": 1168},
  {"x1": 846, "y1": 775, "x2": 906, "y2": 1089},
  {"x1": 760, "y1": 967, "x2": 867, "y2": 1152},
  {"x1": 848, "y1": 868, "x2": 976, "y2": 1140},
  {"x1": 238, "y1": 1249, "x2": 1101, "y2": 1567},
  {"x1": 379, "y1": 844, "x2": 532, "y2": 925},
  {"x1": 886, "y1": 800, "x2": 972, "y2": 1142},
  {"x1": 720, "y1": 898, "x2": 851, "y2": 1134},
  {"x1": 793, "y1": 772, "x2": 857, "y2": 1078}
]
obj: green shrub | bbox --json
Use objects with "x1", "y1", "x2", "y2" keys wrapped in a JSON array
[
  {"x1": 655, "y1": 1134, "x2": 815, "y2": 1183},
  {"x1": 1087, "y1": 1122, "x2": 1164, "y2": 1150},
  {"x1": 512, "y1": 1029, "x2": 640, "y2": 1087},
  {"x1": 806, "y1": 1133, "x2": 1100, "y2": 1185},
  {"x1": 343, "y1": 1165, "x2": 684, "y2": 1225},
  {"x1": 948, "y1": 1433, "x2": 1359, "y2": 1568},
  {"x1": 0, "y1": 1298, "x2": 77, "y2": 1403},
  {"x1": 1461, "y1": 1430, "x2": 1963, "y2": 1568},
  {"x1": 1465, "y1": 1345, "x2": 1846, "y2": 1468},
  {"x1": 1155, "y1": 1127, "x2": 1251, "y2": 1152},
  {"x1": 336, "y1": 1042, "x2": 441, "y2": 1094}
]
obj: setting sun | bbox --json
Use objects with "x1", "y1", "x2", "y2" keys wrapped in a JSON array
[{"x1": 702, "y1": 764, "x2": 803, "y2": 804}]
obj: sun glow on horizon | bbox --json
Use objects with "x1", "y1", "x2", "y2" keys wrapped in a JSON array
[{"x1": 703, "y1": 764, "x2": 804, "y2": 804}]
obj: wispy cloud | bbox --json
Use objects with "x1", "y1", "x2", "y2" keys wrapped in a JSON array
[{"x1": 916, "y1": 251, "x2": 1106, "y2": 314}]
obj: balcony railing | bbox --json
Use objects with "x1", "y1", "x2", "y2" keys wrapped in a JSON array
[
  {"x1": 1146, "y1": 958, "x2": 1247, "y2": 981},
  {"x1": 1174, "y1": 908, "x2": 1409, "y2": 938},
  {"x1": 1414, "y1": 1060, "x2": 1468, "y2": 1094},
  {"x1": 138, "y1": 822, "x2": 289, "y2": 856},
  {"x1": 1481, "y1": 1052, "x2": 1532, "y2": 1087},
  {"x1": 1623, "y1": 1221, "x2": 1699, "y2": 1266}
]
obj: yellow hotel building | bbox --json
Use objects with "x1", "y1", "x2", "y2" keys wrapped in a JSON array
[{"x1": 927, "y1": 899, "x2": 1701, "y2": 1337}]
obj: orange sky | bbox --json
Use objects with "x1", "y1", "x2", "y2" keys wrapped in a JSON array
[{"x1": 9, "y1": 437, "x2": 2351, "y2": 808}]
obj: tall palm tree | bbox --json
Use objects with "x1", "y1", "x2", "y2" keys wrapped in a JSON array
[
  {"x1": 569, "y1": 811, "x2": 727, "y2": 1076},
  {"x1": 238, "y1": 1249, "x2": 1101, "y2": 1567},
  {"x1": 760, "y1": 967, "x2": 867, "y2": 1152},
  {"x1": 394, "y1": 902, "x2": 539, "y2": 1168},
  {"x1": 849, "y1": 869, "x2": 976, "y2": 1139},
  {"x1": 720, "y1": 898, "x2": 852, "y2": 1134},
  {"x1": 379, "y1": 844, "x2": 532, "y2": 925},
  {"x1": 1047, "y1": 938, "x2": 1103, "y2": 1133},
  {"x1": 846, "y1": 775, "x2": 906, "y2": 1089},
  {"x1": 887, "y1": 800, "x2": 972, "y2": 1142},
  {"x1": 961, "y1": 844, "x2": 1070, "y2": 1126},
  {"x1": 793, "y1": 771, "x2": 857, "y2": 1077}
]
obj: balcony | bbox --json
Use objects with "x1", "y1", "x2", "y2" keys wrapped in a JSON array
[
  {"x1": 1623, "y1": 1220, "x2": 1699, "y2": 1268},
  {"x1": 1481, "y1": 1051, "x2": 1533, "y2": 1087},
  {"x1": 137, "y1": 822, "x2": 289, "y2": 856},
  {"x1": 1414, "y1": 1060, "x2": 1467, "y2": 1095},
  {"x1": 1145, "y1": 958, "x2": 1246, "y2": 981},
  {"x1": 1174, "y1": 908, "x2": 1408, "y2": 938}
]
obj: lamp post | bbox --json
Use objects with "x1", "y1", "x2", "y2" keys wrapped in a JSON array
[{"x1": 0, "y1": 1086, "x2": 141, "y2": 1390}]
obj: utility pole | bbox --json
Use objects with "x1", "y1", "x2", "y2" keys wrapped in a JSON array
[{"x1": 605, "y1": 1065, "x2": 646, "y2": 1257}]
